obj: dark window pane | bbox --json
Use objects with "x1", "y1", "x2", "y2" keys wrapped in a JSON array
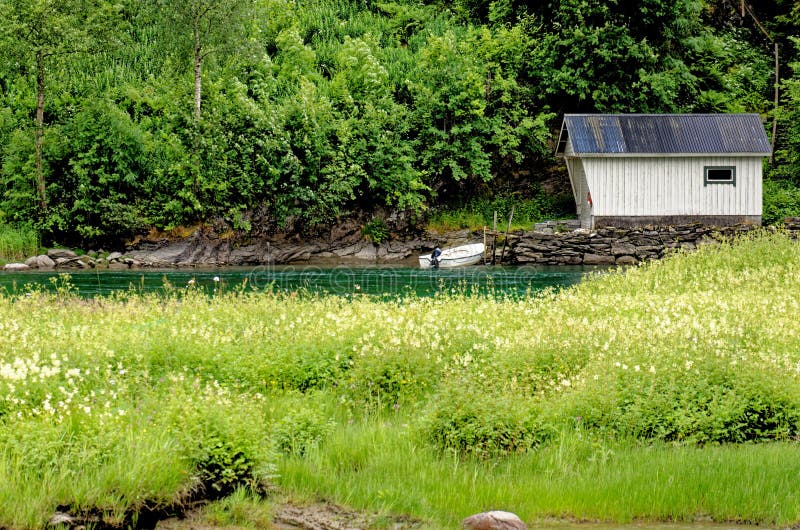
[{"x1": 706, "y1": 168, "x2": 733, "y2": 181}]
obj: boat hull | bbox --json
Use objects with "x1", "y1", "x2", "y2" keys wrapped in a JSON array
[{"x1": 418, "y1": 243, "x2": 485, "y2": 269}]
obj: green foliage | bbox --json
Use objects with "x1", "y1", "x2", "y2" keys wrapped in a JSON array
[
  {"x1": 0, "y1": 0, "x2": 795, "y2": 242},
  {"x1": 52, "y1": 100, "x2": 149, "y2": 243},
  {"x1": 158, "y1": 380, "x2": 276, "y2": 499},
  {"x1": 428, "y1": 188, "x2": 574, "y2": 231},
  {"x1": 762, "y1": 178, "x2": 800, "y2": 225},
  {"x1": 771, "y1": 37, "x2": 800, "y2": 184},
  {"x1": 361, "y1": 218, "x2": 389, "y2": 244},
  {"x1": 0, "y1": 223, "x2": 39, "y2": 261},
  {"x1": 519, "y1": 0, "x2": 778, "y2": 115},
  {"x1": 1, "y1": 99, "x2": 151, "y2": 246},
  {"x1": 407, "y1": 27, "x2": 550, "y2": 192},
  {"x1": 419, "y1": 385, "x2": 550, "y2": 458},
  {"x1": 273, "y1": 406, "x2": 336, "y2": 456},
  {"x1": 686, "y1": 29, "x2": 773, "y2": 112},
  {"x1": 563, "y1": 360, "x2": 800, "y2": 444},
  {"x1": 1, "y1": 234, "x2": 800, "y2": 525},
  {"x1": 195, "y1": 434, "x2": 260, "y2": 497}
]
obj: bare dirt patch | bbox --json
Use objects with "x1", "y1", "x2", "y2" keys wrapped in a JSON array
[{"x1": 154, "y1": 501, "x2": 425, "y2": 530}]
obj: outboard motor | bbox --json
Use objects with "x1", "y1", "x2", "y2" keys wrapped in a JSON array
[{"x1": 430, "y1": 247, "x2": 442, "y2": 269}]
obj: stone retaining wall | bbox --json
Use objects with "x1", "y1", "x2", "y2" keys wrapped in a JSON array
[
  {"x1": 509, "y1": 218, "x2": 800, "y2": 266},
  {"x1": 5, "y1": 218, "x2": 800, "y2": 271}
]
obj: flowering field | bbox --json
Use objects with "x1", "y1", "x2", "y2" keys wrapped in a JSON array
[{"x1": 1, "y1": 232, "x2": 800, "y2": 528}]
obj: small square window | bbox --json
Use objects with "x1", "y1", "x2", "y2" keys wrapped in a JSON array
[{"x1": 704, "y1": 166, "x2": 736, "y2": 186}]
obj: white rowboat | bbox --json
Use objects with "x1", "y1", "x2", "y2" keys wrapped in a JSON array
[{"x1": 418, "y1": 243, "x2": 485, "y2": 269}]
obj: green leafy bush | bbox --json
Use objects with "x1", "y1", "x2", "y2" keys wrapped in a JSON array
[
  {"x1": 260, "y1": 345, "x2": 350, "y2": 392},
  {"x1": 167, "y1": 383, "x2": 275, "y2": 498},
  {"x1": 195, "y1": 434, "x2": 262, "y2": 498},
  {"x1": 762, "y1": 179, "x2": 800, "y2": 225},
  {"x1": 563, "y1": 362, "x2": 800, "y2": 445},
  {"x1": 361, "y1": 218, "x2": 389, "y2": 244},
  {"x1": 344, "y1": 346, "x2": 440, "y2": 410},
  {"x1": 273, "y1": 407, "x2": 336, "y2": 456},
  {"x1": 419, "y1": 385, "x2": 551, "y2": 458}
]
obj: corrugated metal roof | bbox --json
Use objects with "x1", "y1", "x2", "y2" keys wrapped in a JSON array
[{"x1": 562, "y1": 114, "x2": 771, "y2": 155}]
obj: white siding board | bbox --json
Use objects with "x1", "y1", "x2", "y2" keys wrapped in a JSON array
[
  {"x1": 579, "y1": 155, "x2": 763, "y2": 217},
  {"x1": 565, "y1": 153, "x2": 593, "y2": 228}
]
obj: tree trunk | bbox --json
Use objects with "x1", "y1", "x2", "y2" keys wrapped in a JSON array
[
  {"x1": 770, "y1": 42, "x2": 778, "y2": 165},
  {"x1": 35, "y1": 50, "x2": 47, "y2": 210},
  {"x1": 194, "y1": 17, "x2": 202, "y2": 123},
  {"x1": 192, "y1": 16, "x2": 203, "y2": 195}
]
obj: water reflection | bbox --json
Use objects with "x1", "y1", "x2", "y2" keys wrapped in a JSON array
[{"x1": 0, "y1": 264, "x2": 598, "y2": 298}]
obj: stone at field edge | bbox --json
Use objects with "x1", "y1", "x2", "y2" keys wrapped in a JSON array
[
  {"x1": 462, "y1": 511, "x2": 528, "y2": 530},
  {"x1": 47, "y1": 248, "x2": 77, "y2": 259},
  {"x1": 25, "y1": 255, "x2": 55, "y2": 269},
  {"x1": 3, "y1": 263, "x2": 31, "y2": 271}
]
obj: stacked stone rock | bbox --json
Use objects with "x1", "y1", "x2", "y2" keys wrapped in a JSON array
[
  {"x1": 509, "y1": 223, "x2": 760, "y2": 266},
  {"x1": 784, "y1": 217, "x2": 800, "y2": 236},
  {"x1": 3, "y1": 249, "x2": 139, "y2": 271}
]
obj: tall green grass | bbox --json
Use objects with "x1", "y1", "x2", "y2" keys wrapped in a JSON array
[
  {"x1": 0, "y1": 231, "x2": 799, "y2": 528},
  {"x1": 280, "y1": 417, "x2": 800, "y2": 527},
  {"x1": 0, "y1": 224, "x2": 39, "y2": 262}
]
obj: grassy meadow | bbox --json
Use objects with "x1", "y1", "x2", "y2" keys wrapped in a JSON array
[{"x1": 1, "y1": 231, "x2": 800, "y2": 528}]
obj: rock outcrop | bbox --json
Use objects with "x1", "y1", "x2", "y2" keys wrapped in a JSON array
[
  {"x1": 125, "y1": 226, "x2": 447, "y2": 267},
  {"x1": 6, "y1": 217, "x2": 799, "y2": 270}
]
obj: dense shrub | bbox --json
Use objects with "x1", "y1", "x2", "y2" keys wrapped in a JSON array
[
  {"x1": 344, "y1": 345, "x2": 441, "y2": 409},
  {"x1": 273, "y1": 406, "x2": 336, "y2": 456},
  {"x1": 560, "y1": 361, "x2": 800, "y2": 445},
  {"x1": 159, "y1": 380, "x2": 276, "y2": 498},
  {"x1": 260, "y1": 345, "x2": 351, "y2": 392},
  {"x1": 762, "y1": 178, "x2": 800, "y2": 225},
  {"x1": 419, "y1": 384, "x2": 551, "y2": 458},
  {"x1": 2, "y1": 0, "x2": 788, "y2": 243}
]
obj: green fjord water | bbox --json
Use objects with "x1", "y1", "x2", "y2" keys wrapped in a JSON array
[{"x1": 0, "y1": 264, "x2": 593, "y2": 298}]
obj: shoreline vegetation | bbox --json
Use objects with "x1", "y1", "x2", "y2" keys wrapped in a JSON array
[
  {"x1": 0, "y1": 231, "x2": 799, "y2": 528},
  {"x1": 1, "y1": 1, "x2": 800, "y2": 251}
]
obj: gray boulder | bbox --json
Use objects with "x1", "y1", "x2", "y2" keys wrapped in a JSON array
[
  {"x1": 55, "y1": 257, "x2": 86, "y2": 269},
  {"x1": 616, "y1": 255, "x2": 638, "y2": 265},
  {"x1": 462, "y1": 511, "x2": 528, "y2": 530},
  {"x1": 611, "y1": 242, "x2": 637, "y2": 256},
  {"x1": 3, "y1": 263, "x2": 31, "y2": 271},
  {"x1": 106, "y1": 251, "x2": 123, "y2": 261},
  {"x1": 47, "y1": 248, "x2": 77, "y2": 259},
  {"x1": 24, "y1": 255, "x2": 55, "y2": 269},
  {"x1": 583, "y1": 253, "x2": 615, "y2": 265}
]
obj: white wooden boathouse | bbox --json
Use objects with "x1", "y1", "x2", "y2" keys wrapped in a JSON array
[{"x1": 556, "y1": 114, "x2": 772, "y2": 229}]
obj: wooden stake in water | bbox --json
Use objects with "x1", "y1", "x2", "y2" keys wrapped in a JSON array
[
  {"x1": 492, "y1": 211, "x2": 498, "y2": 265},
  {"x1": 499, "y1": 206, "x2": 514, "y2": 265},
  {"x1": 483, "y1": 226, "x2": 488, "y2": 265}
]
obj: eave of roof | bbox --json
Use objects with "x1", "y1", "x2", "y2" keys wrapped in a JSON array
[{"x1": 558, "y1": 114, "x2": 772, "y2": 156}]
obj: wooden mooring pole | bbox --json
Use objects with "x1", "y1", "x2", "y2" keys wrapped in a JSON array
[
  {"x1": 498, "y1": 206, "x2": 514, "y2": 265},
  {"x1": 483, "y1": 226, "x2": 488, "y2": 264},
  {"x1": 492, "y1": 211, "x2": 498, "y2": 265}
]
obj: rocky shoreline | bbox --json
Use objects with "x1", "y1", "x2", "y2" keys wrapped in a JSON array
[{"x1": 4, "y1": 217, "x2": 800, "y2": 271}]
